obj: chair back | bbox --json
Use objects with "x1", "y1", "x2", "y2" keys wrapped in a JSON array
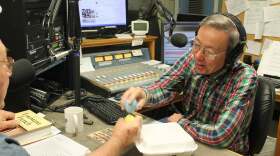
[{"x1": 249, "y1": 76, "x2": 275, "y2": 154}]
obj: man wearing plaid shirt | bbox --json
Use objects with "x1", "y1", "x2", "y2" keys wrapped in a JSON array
[{"x1": 121, "y1": 13, "x2": 257, "y2": 155}]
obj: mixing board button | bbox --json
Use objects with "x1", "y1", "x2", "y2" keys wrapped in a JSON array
[{"x1": 95, "y1": 79, "x2": 100, "y2": 82}]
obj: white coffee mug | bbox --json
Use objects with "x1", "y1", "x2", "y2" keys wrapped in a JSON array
[{"x1": 64, "y1": 106, "x2": 84, "y2": 134}]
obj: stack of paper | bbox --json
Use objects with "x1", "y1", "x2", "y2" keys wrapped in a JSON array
[
  {"x1": 23, "y1": 134, "x2": 91, "y2": 156},
  {"x1": 4, "y1": 110, "x2": 90, "y2": 156}
]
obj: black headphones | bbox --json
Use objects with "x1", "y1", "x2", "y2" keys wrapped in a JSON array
[{"x1": 195, "y1": 13, "x2": 247, "y2": 65}]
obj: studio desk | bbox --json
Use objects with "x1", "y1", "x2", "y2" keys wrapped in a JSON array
[{"x1": 44, "y1": 97, "x2": 242, "y2": 156}]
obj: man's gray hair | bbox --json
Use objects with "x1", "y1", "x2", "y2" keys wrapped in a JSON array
[{"x1": 199, "y1": 14, "x2": 240, "y2": 54}]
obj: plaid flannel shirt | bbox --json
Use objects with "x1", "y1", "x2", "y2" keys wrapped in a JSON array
[{"x1": 144, "y1": 52, "x2": 257, "y2": 154}]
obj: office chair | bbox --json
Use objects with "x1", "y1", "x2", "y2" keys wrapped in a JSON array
[{"x1": 249, "y1": 76, "x2": 275, "y2": 155}]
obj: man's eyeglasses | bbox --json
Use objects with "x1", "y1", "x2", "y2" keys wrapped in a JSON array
[
  {"x1": 192, "y1": 40, "x2": 226, "y2": 61},
  {"x1": 0, "y1": 56, "x2": 14, "y2": 71}
]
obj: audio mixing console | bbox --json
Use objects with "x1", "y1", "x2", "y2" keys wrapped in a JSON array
[{"x1": 81, "y1": 48, "x2": 168, "y2": 97}]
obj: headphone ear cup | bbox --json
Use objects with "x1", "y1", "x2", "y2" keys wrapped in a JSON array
[
  {"x1": 221, "y1": 13, "x2": 247, "y2": 65},
  {"x1": 227, "y1": 42, "x2": 245, "y2": 64}
]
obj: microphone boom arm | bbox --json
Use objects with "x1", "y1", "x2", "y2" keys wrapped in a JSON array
[
  {"x1": 42, "y1": 0, "x2": 63, "y2": 38},
  {"x1": 146, "y1": 0, "x2": 176, "y2": 37}
]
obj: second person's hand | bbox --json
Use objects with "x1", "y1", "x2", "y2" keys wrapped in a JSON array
[
  {"x1": 120, "y1": 87, "x2": 147, "y2": 111},
  {"x1": 0, "y1": 110, "x2": 18, "y2": 131},
  {"x1": 111, "y1": 115, "x2": 142, "y2": 149}
]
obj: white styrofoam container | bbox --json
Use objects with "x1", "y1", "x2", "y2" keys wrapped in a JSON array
[{"x1": 135, "y1": 122, "x2": 198, "y2": 156}]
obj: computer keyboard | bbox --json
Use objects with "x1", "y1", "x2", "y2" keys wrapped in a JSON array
[{"x1": 82, "y1": 95, "x2": 128, "y2": 125}]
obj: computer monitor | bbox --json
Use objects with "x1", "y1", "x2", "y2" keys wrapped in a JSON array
[
  {"x1": 162, "y1": 21, "x2": 200, "y2": 65},
  {"x1": 78, "y1": 0, "x2": 127, "y2": 32}
]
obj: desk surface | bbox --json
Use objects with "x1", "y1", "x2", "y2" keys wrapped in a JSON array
[{"x1": 44, "y1": 111, "x2": 241, "y2": 156}]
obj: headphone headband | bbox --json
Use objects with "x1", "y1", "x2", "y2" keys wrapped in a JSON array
[
  {"x1": 222, "y1": 13, "x2": 247, "y2": 65},
  {"x1": 221, "y1": 13, "x2": 247, "y2": 44}
]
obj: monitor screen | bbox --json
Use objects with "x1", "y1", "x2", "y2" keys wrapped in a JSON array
[
  {"x1": 78, "y1": 0, "x2": 127, "y2": 30},
  {"x1": 162, "y1": 22, "x2": 200, "y2": 65}
]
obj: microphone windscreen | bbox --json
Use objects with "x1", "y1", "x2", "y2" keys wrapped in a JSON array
[
  {"x1": 170, "y1": 33, "x2": 188, "y2": 48},
  {"x1": 9, "y1": 59, "x2": 35, "y2": 89}
]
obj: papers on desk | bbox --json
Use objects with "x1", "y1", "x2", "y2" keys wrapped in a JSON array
[
  {"x1": 24, "y1": 134, "x2": 91, "y2": 156},
  {"x1": 257, "y1": 40, "x2": 280, "y2": 77},
  {"x1": 16, "y1": 126, "x2": 60, "y2": 146},
  {"x1": 4, "y1": 110, "x2": 58, "y2": 146}
]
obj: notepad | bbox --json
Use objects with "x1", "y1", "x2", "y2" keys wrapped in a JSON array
[
  {"x1": 15, "y1": 110, "x2": 52, "y2": 131},
  {"x1": 3, "y1": 110, "x2": 54, "y2": 145}
]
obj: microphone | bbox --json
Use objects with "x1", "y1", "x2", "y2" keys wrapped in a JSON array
[
  {"x1": 52, "y1": 50, "x2": 71, "y2": 60},
  {"x1": 32, "y1": 50, "x2": 71, "y2": 68},
  {"x1": 170, "y1": 33, "x2": 188, "y2": 48},
  {"x1": 9, "y1": 59, "x2": 35, "y2": 89}
]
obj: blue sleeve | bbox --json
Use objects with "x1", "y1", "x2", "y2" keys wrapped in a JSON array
[{"x1": 0, "y1": 134, "x2": 29, "y2": 156}]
